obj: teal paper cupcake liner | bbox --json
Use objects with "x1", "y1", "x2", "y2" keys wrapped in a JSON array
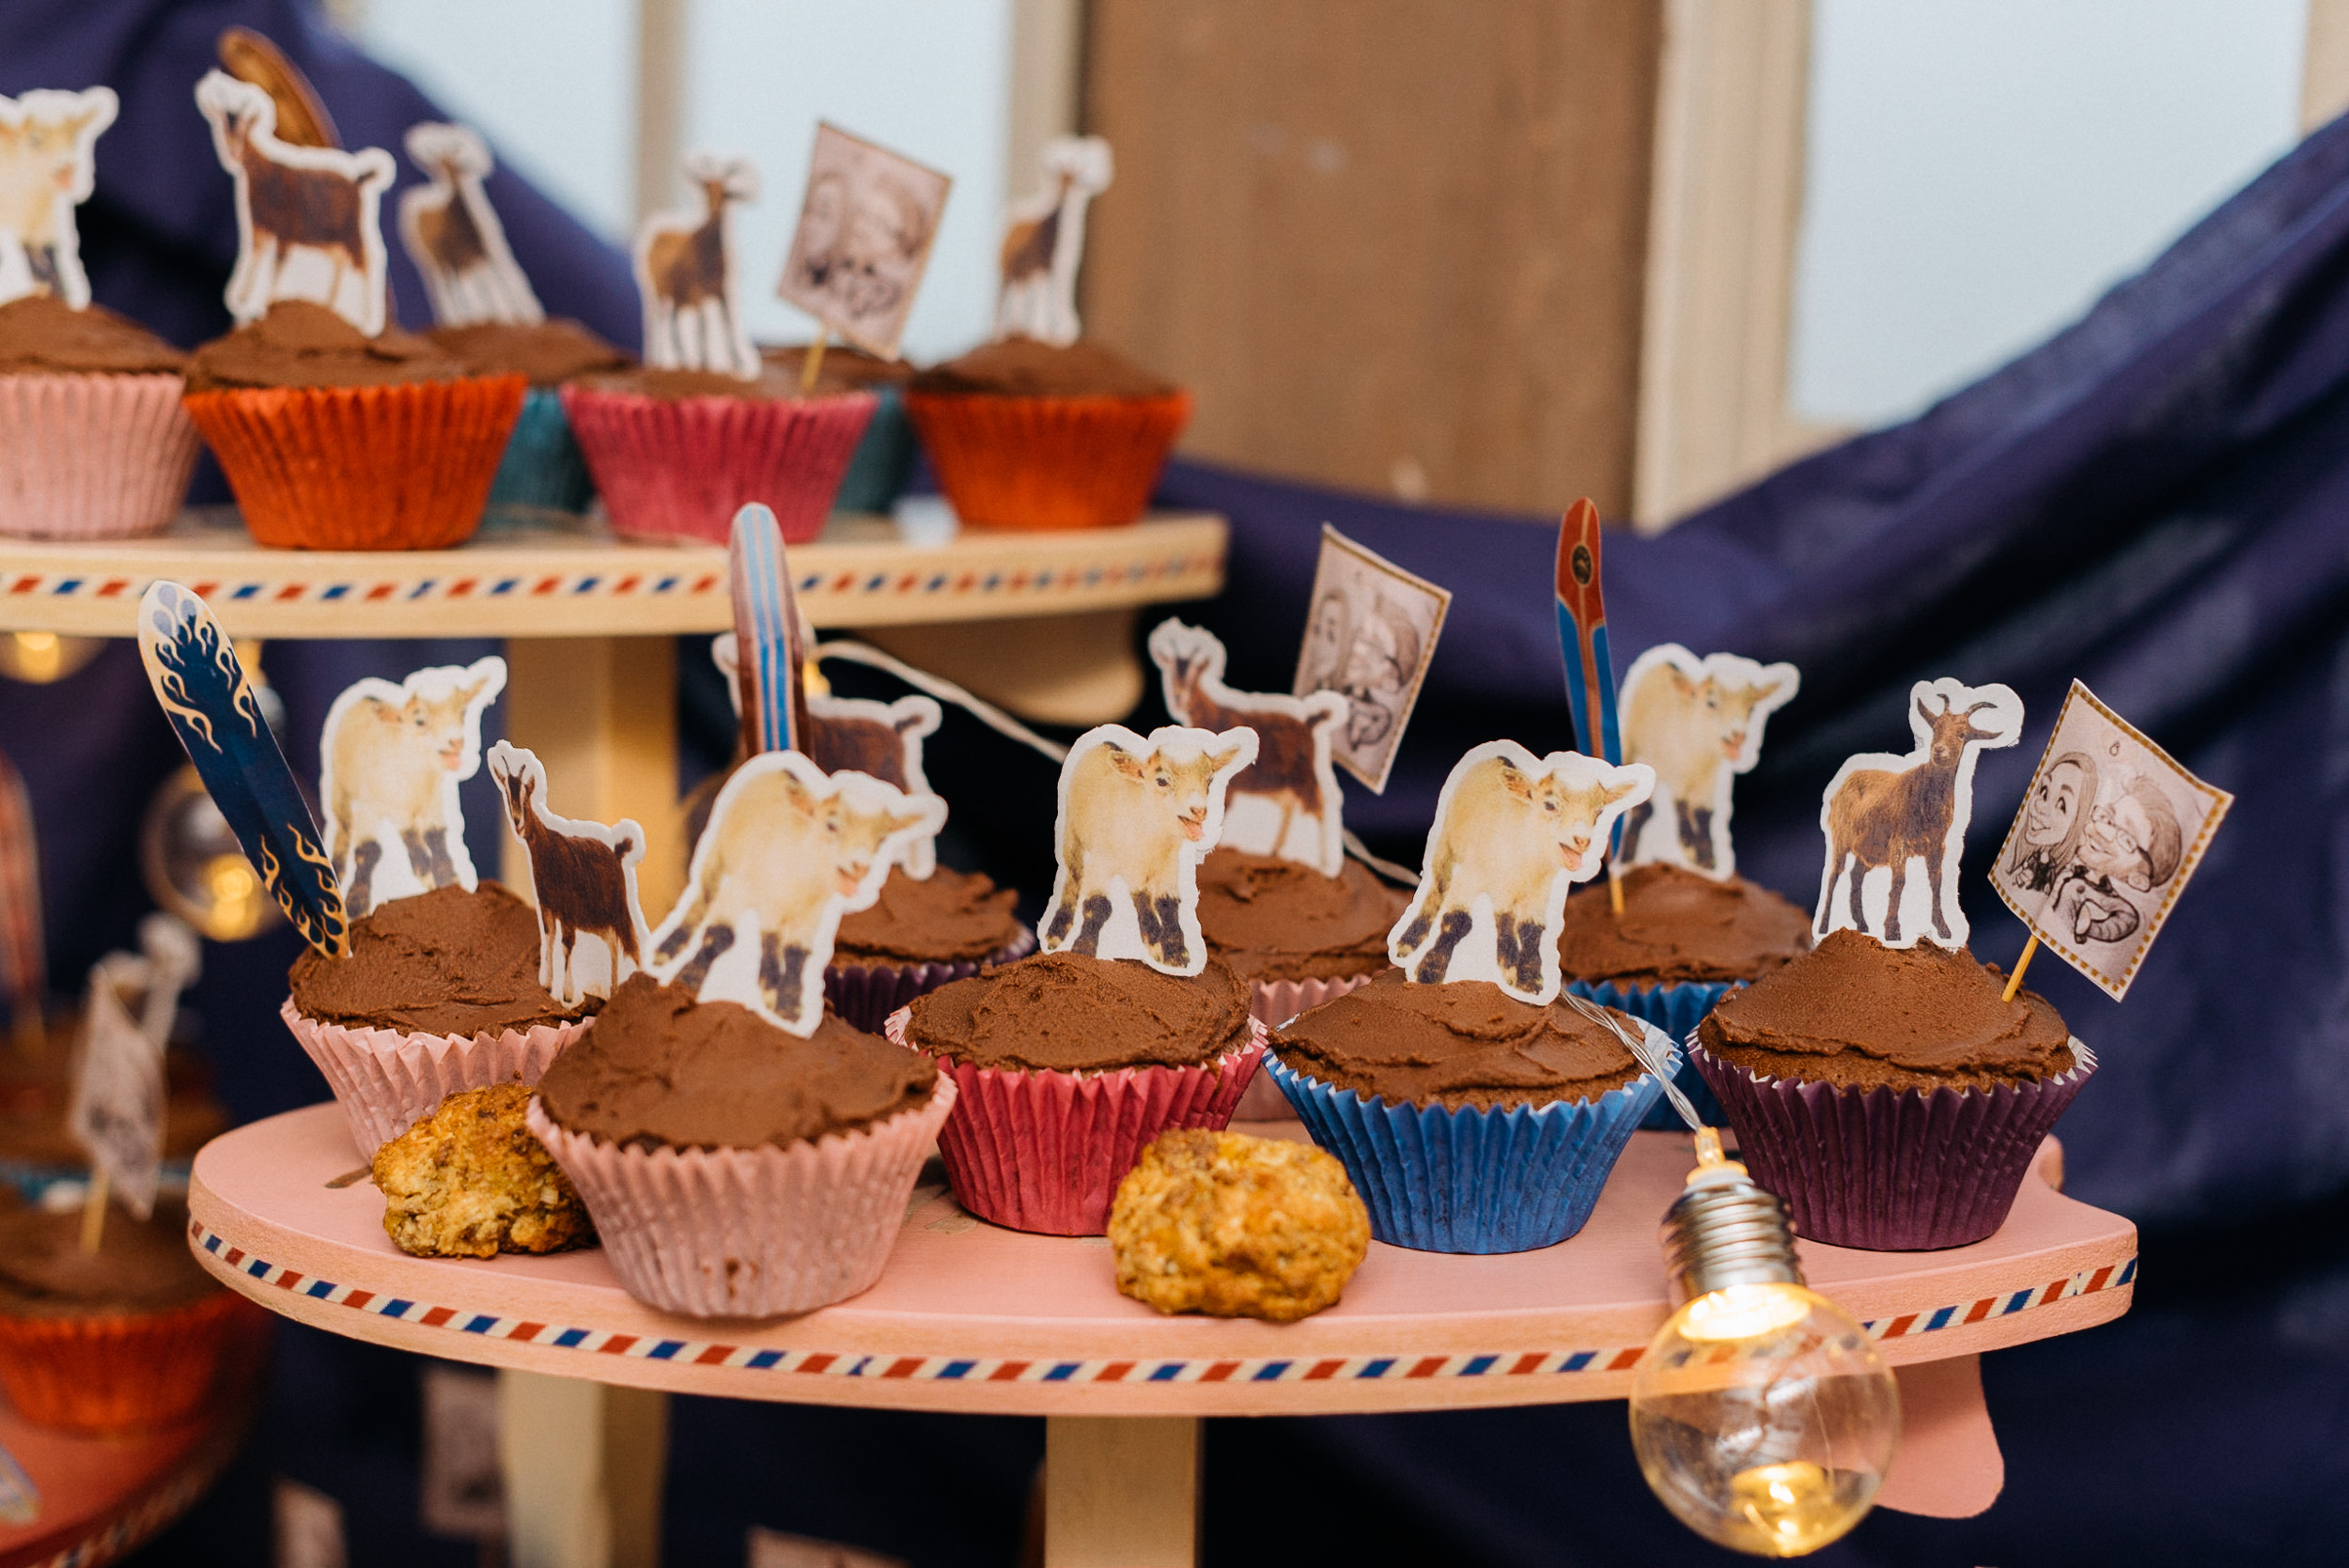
[
  {"x1": 832, "y1": 384, "x2": 917, "y2": 515},
  {"x1": 1567, "y1": 980, "x2": 1735, "y2": 1129},
  {"x1": 485, "y1": 386, "x2": 596, "y2": 515}
]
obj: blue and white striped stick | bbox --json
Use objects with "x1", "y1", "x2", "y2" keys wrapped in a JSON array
[{"x1": 728, "y1": 503, "x2": 808, "y2": 754}]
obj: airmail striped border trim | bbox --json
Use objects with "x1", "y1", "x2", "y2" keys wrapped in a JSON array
[{"x1": 190, "y1": 1220, "x2": 2133, "y2": 1386}]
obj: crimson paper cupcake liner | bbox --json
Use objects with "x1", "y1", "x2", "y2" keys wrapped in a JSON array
[
  {"x1": 282, "y1": 998, "x2": 589, "y2": 1156},
  {"x1": 824, "y1": 925, "x2": 1038, "y2": 1036},
  {"x1": 905, "y1": 389, "x2": 1191, "y2": 531},
  {"x1": 562, "y1": 384, "x2": 875, "y2": 544},
  {"x1": 0, "y1": 1289, "x2": 250, "y2": 1434},
  {"x1": 0, "y1": 373, "x2": 200, "y2": 540},
  {"x1": 1235, "y1": 973, "x2": 1375, "y2": 1119},
  {"x1": 1691, "y1": 1039, "x2": 2096, "y2": 1250},
  {"x1": 1567, "y1": 979, "x2": 1735, "y2": 1129}
]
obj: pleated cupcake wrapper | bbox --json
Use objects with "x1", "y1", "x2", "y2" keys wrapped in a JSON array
[
  {"x1": 1234, "y1": 972, "x2": 1374, "y2": 1119},
  {"x1": 562, "y1": 385, "x2": 876, "y2": 545},
  {"x1": 883, "y1": 1009, "x2": 1268, "y2": 1236},
  {"x1": 1264, "y1": 1028, "x2": 1672, "y2": 1255},
  {"x1": 485, "y1": 385, "x2": 597, "y2": 515},
  {"x1": 0, "y1": 1289, "x2": 247, "y2": 1434},
  {"x1": 832, "y1": 383, "x2": 918, "y2": 514},
  {"x1": 905, "y1": 389, "x2": 1191, "y2": 531},
  {"x1": 1567, "y1": 979, "x2": 1737, "y2": 1130},
  {"x1": 1691, "y1": 1039, "x2": 2097, "y2": 1251},
  {"x1": 824, "y1": 925, "x2": 1038, "y2": 1036},
  {"x1": 0, "y1": 373, "x2": 200, "y2": 540},
  {"x1": 184, "y1": 375, "x2": 526, "y2": 550},
  {"x1": 281, "y1": 998, "x2": 590, "y2": 1156},
  {"x1": 526, "y1": 1081, "x2": 956, "y2": 1319}
]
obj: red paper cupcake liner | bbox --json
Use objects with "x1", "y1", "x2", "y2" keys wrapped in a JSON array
[
  {"x1": 1234, "y1": 973, "x2": 1374, "y2": 1119},
  {"x1": 184, "y1": 375, "x2": 525, "y2": 550},
  {"x1": 824, "y1": 925, "x2": 1038, "y2": 1036},
  {"x1": 0, "y1": 1288, "x2": 249, "y2": 1434},
  {"x1": 905, "y1": 389, "x2": 1191, "y2": 531},
  {"x1": 561, "y1": 385, "x2": 875, "y2": 545},
  {"x1": 0, "y1": 373, "x2": 200, "y2": 539},
  {"x1": 283, "y1": 999, "x2": 590, "y2": 1156},
  {"x1": 1691, "y1": 1039, "x2": 2096, "y2": 1250},
  {"x1": 884, "y1": 1008, "x2": 1267, "y2": 1235}
]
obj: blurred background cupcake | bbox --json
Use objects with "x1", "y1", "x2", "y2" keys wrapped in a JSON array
[
  {"x1": 429, "y1": 318, "x2": 630, "y2": 518},
  {"x1": 763, "y1": 343, "x2": 917, "y2": 515},
  {"x1": 824, "y1": 864, "x2": 1035, "y2": 1034},
  {"x1": 0, "y1": 296, "x2": 200, "y2": 541}
]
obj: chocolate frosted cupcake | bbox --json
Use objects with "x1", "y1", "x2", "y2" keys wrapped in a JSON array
[
  {"x1": 1692, "y1": 929, "x2": 2092, "y2": 1250},
  {"x1": 283, "y1": 882, "x2": 596, "y2": 1154},
  {"x1": 824, "y1": 866, "x2": 1036, "y2": 1033},
  {"x1": 528, "y1": 972, "x2": 954, "y2": 1317},
  {"x1": 429, "y1": 319, "x2": 630, "y2": 515},
  {"x1": 0, "y1": 295, "x2": 200, "y2": 539},
  {"x1": 887, "y1": 952, "x2": 1266, "y2": 1234},
  {"x1": 1267, "y1": 972, "x2": 1669, "y2": 1253},
  {"x1": 764, "y1": 344, "x2": 918, "y2": 514}
]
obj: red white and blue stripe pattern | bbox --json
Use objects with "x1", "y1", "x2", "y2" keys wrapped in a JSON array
[{"x1": 728, "y1": 505, "x2": 803, "y2": 754}]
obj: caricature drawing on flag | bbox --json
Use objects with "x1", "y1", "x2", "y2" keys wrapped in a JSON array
[{"x1": 1291, "y1": 525, "x2": 1450, "y2": 794}]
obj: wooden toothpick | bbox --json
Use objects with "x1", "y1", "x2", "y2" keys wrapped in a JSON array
[
  {"x1": 78, "y1": 1165, "x2": 109, "y2": 1255},
  {"x1": 1608, "y1": 863, "x2": 1626, "y2": 918},
  {"x1": 799, "y1": 331, "x2": 829, "y2": 395},
  {"x1": 2001, "y1": 934, "x2": 2039, "y2": 1004}
]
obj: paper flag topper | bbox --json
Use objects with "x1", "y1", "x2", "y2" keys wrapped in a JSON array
[
  {"x1": 1619, "y1": 644, "x2": 1799, "y2": 880},
  {"x1": 319, "y1": 656, "x2": 506, "y2": 919},
  {"x1": 1389, "y1": 741, "x2": 1654, "y2": 1004},
  {"x1": 1991, "y1": 680, "x2": 2232, "y2": 1001},
  {"x1": 648, "y1": 750, "x2": 946, "y2": 1035},
  {"x1": 487, "y1": 743, "x2": 648, "y2": 1008},
  {"x1": 1039, "y1": 723, "x2": 1258, "y2": 976},
  {"x1": 994, "y1": 134, "x2": 1112, "y2": 348},
  {"x1": 1292, "y1": 524, "x2": 1451, "y2": 795},
  {"x1": 636, "y1": 151, "x2": 762, "y2": 379},
  {"x1": 1554, "y1": 499, "x2": 1619, "y2": 765},
  {"x1": 138, "y1": 582, "x2": 348, "y2": 958},
  {"x1": 67, "y1": 954, "x2": 165, "y2": 1221},
  {"x1": 399, "y1": 122, "x2": 544, "y2": 328},
  {"x1": 1815, "y1": 677, "x2": 2023, "y2": 951},
  {"x1": 776, "y1": 123, "x2": 952, "y2": 362},
  {"x1": 0, "y1": 87, "x2": 117, "y2": 310},
  {"x1": 1149, "y1": 618, "x2": 1347, "y2": 877}
]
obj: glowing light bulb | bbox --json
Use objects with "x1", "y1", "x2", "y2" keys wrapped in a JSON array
[{"x1": 0, "y1": 631, "x2": 101, "y2": 685}]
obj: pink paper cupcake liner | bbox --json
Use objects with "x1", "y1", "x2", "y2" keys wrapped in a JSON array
[
  {"x1": 0, "y1": 373, "x2": 199, "y2": 539},
  {"x1": 824, "y1": 925, "x2": 1038, "y2": 1036},
  {"x1": 884, "y1": 1008, "x2": 1267, "y2": 1235},
  {"x1": 562, "y1": 385, "x2": 876, "y2": 545},
  {"x1": 526, "y1": 1079, "x2": 957, "y2": 1318},
  {"x1": 281, "y1": 998, "x2": 589, "y2": 1155},
  {"x1": 1691, "y1": 1039, "x2": 2096, "y2": 1251},
  {"x1": 1235, "y1": 973, "x2": 1374, "y2": 1119}
]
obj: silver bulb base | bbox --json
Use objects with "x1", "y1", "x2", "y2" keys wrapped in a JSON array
[{"x1": 1660, "y1": 1167, "x2": 1804, "y2": 1307}]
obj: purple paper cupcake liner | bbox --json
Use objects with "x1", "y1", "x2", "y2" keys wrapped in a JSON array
[
  {"x1": 1567, "y1": 979, "x2": 1735, "y2": 1129},
  {"x1": 1691, "y1": 1039, "x2": 2096, "y2": 1251},
  {"x1": 1263, "y1": 1024, "x2": 1672, "y2": 1255},
  {"x1": 824, "y1": 925, "x2": 1037, "y2": 1036}
]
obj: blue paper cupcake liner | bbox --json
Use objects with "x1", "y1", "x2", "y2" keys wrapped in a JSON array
[
  {"x1": 1567, "y1": 979, "x2": 1737, "y2": 1129},
  {"x1": 485, "y1": 386, "x2": 596, "y2": 515},
  {"x1": 832, "y1": 384, "x2": 917, "y2": 515},
  {"x1": 1264, "y1": 1029, "x2": 1672, "y2": 1254}
]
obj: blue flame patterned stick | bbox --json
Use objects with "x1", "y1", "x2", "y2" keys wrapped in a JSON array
[
  {"x1": 136, "y1": 582, "x2": 348, "y2": 958},
  {"x1": 728, "y1": 503, "x2": 808, "y2": 754}
]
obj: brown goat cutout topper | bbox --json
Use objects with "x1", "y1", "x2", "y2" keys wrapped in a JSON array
[
  {"x1": 1619, "y1": 644, "x2": 1799, "y2": 881},
  {"x1": 1389, "y1": 741, "x2": 1653, "y2": 1005},
  {"x1": 319, "y1": 656, "x2": 505, "y2": 919},
  {"x1": 195, "y1": 71, "x2": 394, "y2": 336},
  {"x1": 1149, "y1": 619, "x2": 1347, "y2": 877},
  {"x1": 636, "y1": 151, "x2": 760, "y2": 379},
  {"x1": 1815, "y1": 677, "x2": 2023, "y2": 951},
  {"x1": 1040, "y1": 723, "x2": 1257, "y2": 977},
  {"x1": 776, "y1": 123, "x2": 951, "y2": 361},
  {"x1": 398, "y1": 122, "x2": 542, "y2": 328},
  {"x1": 0, "y1": 86, "x2": 117, "y2": 309},
  {"x1": 486, "y1": 743, "x2": 648, "y2": 1008},
  {"x1": 650, "y1": 751, "x2": 945, "y2": 1036},
  {"x1": 994, "y1": 134, "x2": 1111, "y2": 347}
]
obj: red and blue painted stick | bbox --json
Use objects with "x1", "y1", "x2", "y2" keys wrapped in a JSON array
[{"x1": 1554, "y1": 498, "x2": 1620, "y2": 765}]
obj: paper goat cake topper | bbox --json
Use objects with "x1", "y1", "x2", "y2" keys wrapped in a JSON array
[
  {"x1": 1389, "y1": 741, "x2": 1653, "y2": 1004},
  {"x1": 487, "y1": 743, "x2": 648, "y2": 1007},
  {"x1": 995, "y1": 134, "x2": 1112, "y2": 347},
  {"x1": 1814, "y1": 677, "x2": 2023, "y2": 951},
  {"x1": 637, "y1": 151, "x2": 761, "y2": 378},
  {"x1": 1292, "y1": 525, "x2": 1451, "y2": 794},
  {"x1": 1619, "y1": 644, "x2": 1799, "y2": 880},
  {"x1": 1039, "y1": 723, "x2": 1257, "y2": 976},
  {"x1": 1149, "y1": 619, "x2": 1347, "y2": 877},
  {"x1": 319, "y1": 657, "x2": 506, "y2": 918},
  {"x1": 0, "y1": 86, "x2": 117, "y2": 309},
  {"x1": 399, "y1": 122, "x2": 543, "y2": 327},
  {"x1": 1990, "y1": 681, "x2": 2231, "y2": 1001},
  {"x1": 776, "y1": 123, "x2": 952, "y2": 361}
]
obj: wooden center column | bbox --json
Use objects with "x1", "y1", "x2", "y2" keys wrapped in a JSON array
[{"x1": 1045, "y1": 1417, "x2": 1201, "y2": 1568}]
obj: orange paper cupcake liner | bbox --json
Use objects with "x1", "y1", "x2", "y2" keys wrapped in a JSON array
[
  {"x1": 0, "y1": 373, "x2": 200, "y2": 540},
  {"x1": 184, "y1": 374, "x2": 525, "y2": 551},
  {"x1": 906, "y1": 389, "x2": 1191, "y2": 531},
  {"x1": 0, "y1": 1288, "x2": 249, "y2": 1434}
]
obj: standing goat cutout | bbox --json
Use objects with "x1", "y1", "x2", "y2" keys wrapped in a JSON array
[
  {"x1": 1815, "y1": 677, "x2": 2023, "y2": 950},
  {"x1": 1149, "y1": 619, "x2": 1347, "y2": 876},
  {"x1": 994, "y1": 135, "x2": 1112, "y2": 346},
  {"x1": 195, "y1": 71, "x2": 394, "y2": 335},
  {"x1": 636, "y1": 152, "x2": 759, "y2": 379},
  {"x1": 398, "y1": 122, "x2": 542, "y2": 328},
  {"x1": 0, "y1": 86, "x2": 116, "y2": 308},
  {"x1": 486, "y1": 744, "x2": 647, "y2": 1006},
  {"x1": 319, "y1": 657, "x2": 505, "y2": 918},
  {"x1": 1390, "y1": 742, "x2": 1653, "y2": 1004},
  {"x1": 1619, "y1": 644, "x2": 1798, "y2": 880}
]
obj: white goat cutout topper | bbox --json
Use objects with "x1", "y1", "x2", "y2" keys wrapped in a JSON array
[
  {"x1": 1814, "y1": 677, "x2": 2024, "y2": 952},
  {"x1": 398, "y1": 122, "x2": 543, "y2": 328},
  {"x1": 1619, "y1": 644, "x2": 1799, "y2": 881},
  {"x1": 195, "y1": 71, "x2": 394, "y2": 336},
  {"x1": 1148, "y1": 619, "x2": 1347, "y2": 877},
  {"x1": 649, "y1": 750, "x2": 947, "y2": 1036},
  {"x1": 1039, "y1": 723, "x2": 1258, "y2": 978},
  {"x1": 636, "y1": 151, "x2": 760, "y2": 379},
  {"x1": 486, "y1": 744, "x2": 649, "y2": 1007},
  {"x1": 0, "y1": 86, "x2": 117, "y2": 309},
  {"x1": 319, "y1": 656, "x2": 505, "y2": 919},
  {"x1": 1389, "y1": 741, "x2": 1654, "y2": 1006},
  {"x1": 994, "y1": 134, "x2": 1112, "y2": 348}
]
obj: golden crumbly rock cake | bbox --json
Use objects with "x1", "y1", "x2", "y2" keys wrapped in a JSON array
[
  {"x1": 1109, "y1": 1128, "x2": 1370, "y2": 1323},
  {"x1": 372, "y1": 1082, "x2": 595, "y2": 1259}
]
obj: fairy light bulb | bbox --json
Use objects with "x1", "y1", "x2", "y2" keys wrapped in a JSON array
[{"x1": 1629, "y1": 1130, "x2": 1901, "y2": 1557}]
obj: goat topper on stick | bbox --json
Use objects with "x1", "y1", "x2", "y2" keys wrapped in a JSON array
[
  {"x1": 0, "y1": 86, "x2": 117, "y2": 309},
  {"x1": 319, "y1": 657, "x2": 505, "y2": 919},
  {"x1": 1619, "y1": 644, "x2": 1798, "y2": 880},
  {"x1": 995, "y1": 135, "x2": 1112, "y2": 347},
  {"x1": 636, "y1": 151, "x2": 760, "y2": 379},
  {"x1": 399, "y1": 122, "x2": 543, "y2": 328},
  {"x1": 487, "y1": 743, "x2": 648, "y2": 1008}
]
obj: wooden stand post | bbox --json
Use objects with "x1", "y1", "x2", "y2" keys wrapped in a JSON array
[
  {"x1": 497, "y1": 1371, "x2": 668, "y2": 1568},
  {"x1": 503, "y1": 637, "x2": 684, "y2": 916},
  {"x1": 1044, "y1": 1417, "x2": 1200, "y2": 1568}
]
